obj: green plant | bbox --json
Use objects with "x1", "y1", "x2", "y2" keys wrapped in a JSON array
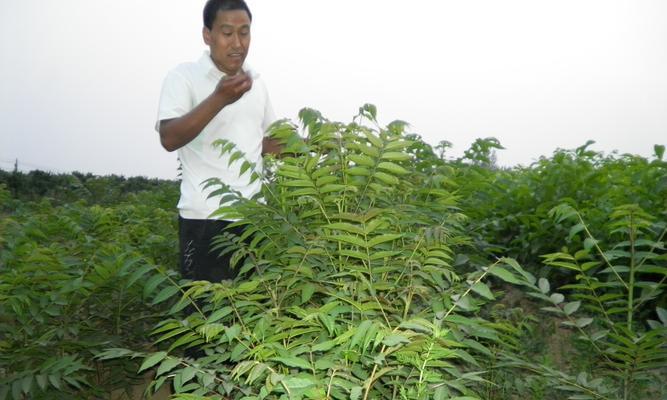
[
  {"x1": 502, "y1": 203, "x2": 667, "y2": 400},
  {"x1": 125, "y1": 106, "x2": 539, "y2": 400},
  {"x1": 0, "y1": 169, "x2": 179, "y2": 207},
  {"x1": 0, "y1": 188, "x2": 179, "y2": 399},
  {"x1": 453, "y1": 141, "x2": 667, "y2": 273},
  {"x1": 461, "y1": 137, "x2": 504, "y2": 168},
  {"x1": 0, "y1": 184, "x2": 10, "y2": 208},
  {"x1": 475, "y1": 300, "x2": 555, "y2": 400}
]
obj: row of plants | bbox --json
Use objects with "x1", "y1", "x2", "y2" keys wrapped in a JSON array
[
  {"x1": 103, "y1": 107, "x2": 515, "y2": 399},
  {"x1": 107, "y1": 106, "x2": 665, "y2": 399},
  {"x1": 453, "y1": 139, "x2": 667, "y2": 271},
  {"x1": 0, "y1": 184, "x2": 181, "y2": 399},
  {"x1": 1, "y1": 105, "x2": 665, "y2": 399},
  {"x1": 0, "y1": 169, "x2": 178, "y2": 207}
]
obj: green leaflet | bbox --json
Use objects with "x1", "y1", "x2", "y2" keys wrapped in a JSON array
[
  {"x1": 377, "y1": 161, "x2": 409, "y2": 175},
  {"x1": 138, "y1": 352, "x2": 167, "y2": 373},
  {"x1": 348, "y1": 154, "x2": 375, "y2": 168},
  {"x1": 325, "y1": 222, "x2": 365, "y2": 235},
  {"x1": 372, "y1": 171, "x2": 399, "y2": 185},
  {"x1": 470, "y1": 282, "x2": 494, "y2": 301},
  {"x1": 271, "y1": 356, "x2": 312, "y2": 370},
  {"x1": 326, "y1": 234, "x2": 368, "y2": 248}
]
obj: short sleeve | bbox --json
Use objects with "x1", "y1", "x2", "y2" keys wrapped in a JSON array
[{"x1": 155, "y1": 69, "x2": 193, "y2": 131}]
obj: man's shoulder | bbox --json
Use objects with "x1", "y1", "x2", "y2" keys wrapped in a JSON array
[{"x1": 166, "y1": 61, "x2": 202, "y2": 81}]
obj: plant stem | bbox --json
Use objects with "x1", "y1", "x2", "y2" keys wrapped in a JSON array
[
  {"x1": 627, "y1": 213, "x2": 636, "y2": 332},
  {"x1": 116, "y1": 286, "x2": 124, "y2": 336},
  {"x1": 417, "y1": 340, "x2": 434, "y2": 392},
  {"x1": 362, "y1": 345, "x2": 387, "y2": 400},
  {"x1": 577, "y1": 212, "x2": 629, "y2": 290},
  {"x1": 443, "y1": 259, "x2": 500, "y2": 320}
]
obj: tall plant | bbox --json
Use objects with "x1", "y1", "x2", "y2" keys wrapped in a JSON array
[{"x1": 127, "y1": 106, "x2": 531, "y2": 400}]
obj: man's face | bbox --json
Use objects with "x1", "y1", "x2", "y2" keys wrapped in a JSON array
[{"x1": 203, "y1": 9, "x2": 251, "y2": 76}]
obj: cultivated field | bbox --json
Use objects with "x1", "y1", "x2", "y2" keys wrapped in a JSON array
[{"x1": 1, "y1": 107, "x2": 666, "y2": 399}]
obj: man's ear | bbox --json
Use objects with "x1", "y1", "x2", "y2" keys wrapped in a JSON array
[{"x1": 202, "y1": 26, "x2": 212, "y2": 45}]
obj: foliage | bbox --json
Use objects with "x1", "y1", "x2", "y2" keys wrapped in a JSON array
[
  {"x1": 0, "y1": 169, "x2": 178, "y2": 207},
  {"x1": 124, "y1": 106, "x2": 539, "y2": 400},
  {"x1": 461, "y1": 137, "x2": 504, "y2": 168},
  {"x1": 0, "y1": 184, "x2": 11, "y2": 211},
  {"x1": 500, "y1": 203, "x2": 667, "y2": 400},
  {"x1": 2, "y1": 112, "x2": 665, "y2": 399},
  {"x1": 453, "y1": 140, "x2": 667, "y2": 273},
  {"x1": 0, "y1": 183, "x2": 180, "y2": 399}
]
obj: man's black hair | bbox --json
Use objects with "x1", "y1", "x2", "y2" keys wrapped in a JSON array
[{"x1": 203, "y1": 0, "x2": 252, "y2": 29}]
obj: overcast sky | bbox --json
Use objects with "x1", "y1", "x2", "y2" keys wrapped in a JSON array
[{"x1": 1, "y1": 0, "x2": 666, "y2": 179}]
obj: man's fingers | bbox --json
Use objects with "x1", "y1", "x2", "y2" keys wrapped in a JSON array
[
  {"x1": 227, "y1": 71, "x2": 250, "y2": 81},
  {"x1": 216, "y1": 73, "x2": 252, "y2": 102},
  {"x1": 226, "y1": 74, "x2": 251, "y2": 88},
  {"x1": 233, "y1": 75, "x2": 252, "y2": 94},
  {"x1": 242, "y1": 76, "x2": 252, "y2": 90}
]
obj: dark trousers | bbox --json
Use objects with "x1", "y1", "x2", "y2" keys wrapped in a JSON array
[{"x1": 178, "y1": 217, "x2": 245, "y2": 282}]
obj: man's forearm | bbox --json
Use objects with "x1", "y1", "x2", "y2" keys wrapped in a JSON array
[
  {"x1": 159, "y1": 73, "x2": 253, "y2": 152},
  {"x1": 159, "y1": 94, "x2": 227, "y2": 152}
]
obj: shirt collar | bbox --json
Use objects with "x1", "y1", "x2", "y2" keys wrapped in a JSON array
[{"x1": 198, "y1": 50, "x2": 251, "y2": 80}]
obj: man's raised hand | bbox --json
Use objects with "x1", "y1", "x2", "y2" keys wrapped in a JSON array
[{"x1": 214, "y1": 72, "x2": 253, "y2": 106}]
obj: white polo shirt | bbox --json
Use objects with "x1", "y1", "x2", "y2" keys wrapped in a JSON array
[{"x1": 156, "y1": 51, "x2": 275, "y2": 219}]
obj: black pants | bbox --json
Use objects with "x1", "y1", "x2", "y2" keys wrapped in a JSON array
[{"x1": 178, "y1": 217, "x2": 245, "y2": 282}]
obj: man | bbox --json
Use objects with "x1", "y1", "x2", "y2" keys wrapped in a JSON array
[{"x1": 156, "y1": 0, "x2": 278, "y2": 282}]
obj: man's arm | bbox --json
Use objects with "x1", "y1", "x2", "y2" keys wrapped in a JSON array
[{"x1": 159, "y1": 73, "x2": 253, "y2": 152}]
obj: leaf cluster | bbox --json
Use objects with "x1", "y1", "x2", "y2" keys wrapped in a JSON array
[
  {"x1": 503, "y1": 203, "x2": 667, "y2": 399},
  {"x1": 0, "y1": 189, "x2": 180, "y2": 399},
  {"x1": 453, "y1": 140, "x2": 667, "y2": 272},
  {"x1": 138, "y1": 106, "x2": 534, "y2": 400}
]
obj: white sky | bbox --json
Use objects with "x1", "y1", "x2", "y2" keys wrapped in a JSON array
[{"x1": 1, "y1": 0, "x2": 666, "y2": 179}]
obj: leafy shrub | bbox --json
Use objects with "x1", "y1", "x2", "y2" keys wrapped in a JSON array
[
  {"x1": 454, "y1": 141, "x2": 667, "y2": 273},
  {"x1": 502, "y1": 203, "x2": 667, "y2": 399},
  {"x1": 0, "y1": 190, "x2": 179, "y2": 399},
  {"x1": 126, "y1": 106, "x2": 535, "y2": 400}
]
